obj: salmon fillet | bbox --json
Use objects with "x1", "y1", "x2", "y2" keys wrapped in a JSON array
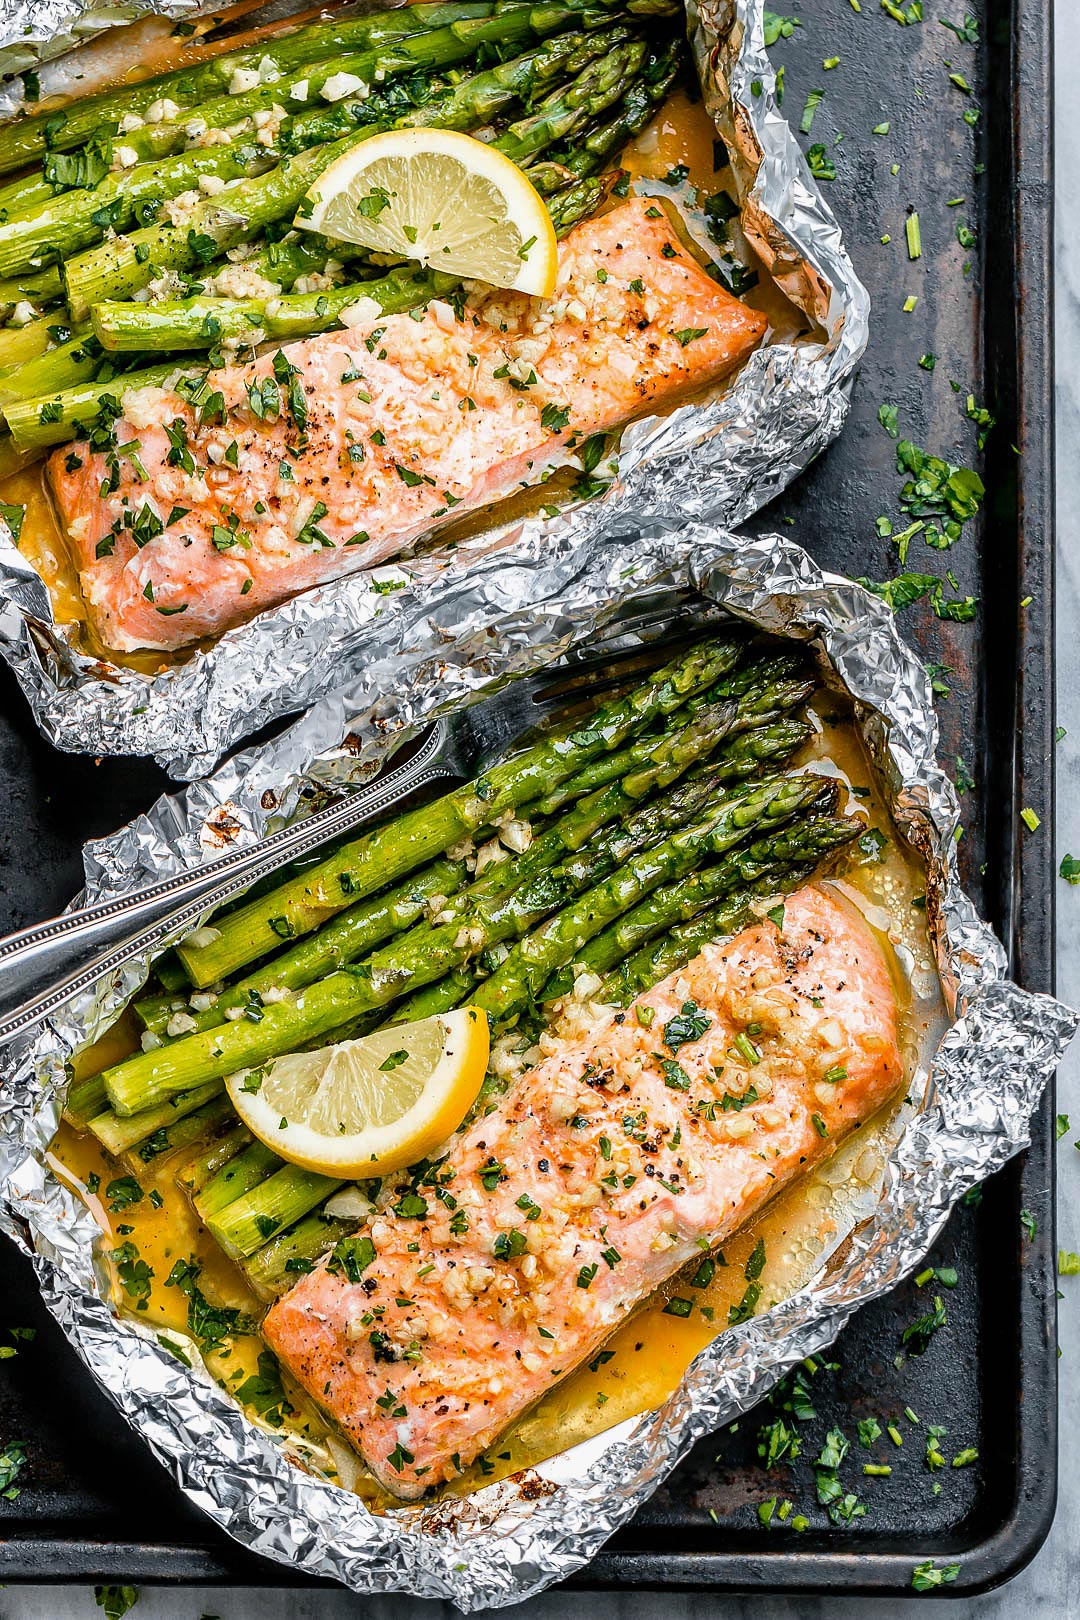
[
  {"x1": 263, "y1": 885, "x2": 902, "y2": 1500},
  {"x1": 48, "y1": 199, "x2": 766, "y2": 653}
]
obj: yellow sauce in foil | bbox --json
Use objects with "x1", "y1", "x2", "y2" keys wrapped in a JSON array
[{"x1": 50, "y1": 704, "x2": 944, "y2": 1509}]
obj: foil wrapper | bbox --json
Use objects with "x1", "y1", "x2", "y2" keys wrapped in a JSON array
[
  {"x1": 0, "y1": 1, "x2": 200, "y2": 82},
  {"x1": 0, "y1": 526, "x2": 1073, "y2": 1608},
  {"x1": 0, "y1": 0, "x2": 870, "y2": 778}
]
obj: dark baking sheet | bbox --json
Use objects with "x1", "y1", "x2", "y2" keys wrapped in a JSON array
[{"x1": 0, "y1": 0, "x2": 1055, "y2": 1596}]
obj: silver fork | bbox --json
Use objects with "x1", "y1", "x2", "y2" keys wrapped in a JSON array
[{"x1": 0, "y1": 636, "x2": 690, "y2": 1049}]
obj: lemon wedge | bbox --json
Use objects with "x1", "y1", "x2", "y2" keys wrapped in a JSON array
[
  {"x1": 225, "y1": 1008, "x2": 489, "y2": 1178},
  {"x1": 299, "y1": 128, "x2": 558, "y2": 296}
]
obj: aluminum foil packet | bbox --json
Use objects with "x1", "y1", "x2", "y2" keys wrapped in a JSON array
[
  {"x1": 0, "y1": 525, "x2": 1073, "y2": 1609},
  {"x1": 0, "y1": 0, "x2": 870, "y2": 777}
]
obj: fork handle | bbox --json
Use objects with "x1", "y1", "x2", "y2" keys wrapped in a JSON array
[{"x1": 0, "y1": 719, "x2": 454, "y2": 1049}]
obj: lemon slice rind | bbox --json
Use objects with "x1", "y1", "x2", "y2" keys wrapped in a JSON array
[
  {"x1": 299, "y1": 128, "x2": 558, "y2": 297},
  {"x1": 225, "y1": 1007, "x2": 489, "y2": 1177}
]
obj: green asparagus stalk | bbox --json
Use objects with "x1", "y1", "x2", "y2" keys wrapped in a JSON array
[
  {"x1": 241, "y1": 1208, "x2": 361, "y2": 1300},
  {"x1": 91, "y1": 266, "x2": 454, "y2": 353},
  {"x1": 207, "y1": 1163, "x2": 342, "y2": 1258},
  {"x1": 102, "y1": 731, "x2": 750, "y2": 1115},
  {"x1": 0, "y1": 315, "x2": 57, "y2": 371},
  {"x1": 487, "y1": 35, "x2": 646, "y2": 168},
  {"x1": 137, "y1": 854, "x2": 470, "y2": 1037},
  {"x1": 87, "y1": 1079, "x2": 224, "y2": 1157},
  {"x1": 0, "y1": 138, "x2": 285, "y2": 281},
  {"x1": 468, "y1": 774, "x2": 840, "y2": 1026},
  {"x1": 176, "y1": 1121, "x2": 253, "y2": 1195},
  {"x1": 5, "y1": 359, "x2": 199, "y2": 452},
  {"x1": 547, "y1": 176, "x2": 608, "y2": 234},
  {"x1": 552, "y1": 35, "x2": 682, "y2": 180},
  {"x1": 0, "y1": 170, "x2": 55, "y2": 227},
  {"x1": 194, "y1": 1140, "x2": 283, "y2": 1221},
  {"x1": 120, "y1": 1093, "x2": 237, "y2": 1172},
  {"x1": 539, "y1": 679, "x2": 814, "y2": 814},
  {"x1": 0, "y1": 4, "x2": 511, "y2": 174},
  {"x1": 391, "y1": 966, "x2": 479, "y2": 1024},
  {"x1": 64, "y1": 1071, "x2": 109, "y2": 1129},
  {"x1": 176, "y1": 638, "x2": 744, "y2": 987},
  {"x1": 601, "y1": 874, "x2": 816, "y2": 1004},
  {"x1": 153, "y1": 952, "x2": 191, "y2": 994},
  {"x1": 0, "y1": 328, "x2": 105, "y2": 411},
  {"x1": 542, "y1": 810, "x2": 862, "y2": 1000},
  {"x1": 233, "y1": 231, "x2": 366, "y2": 295},
  {"x1": 0, "y1": 265, "x2": 64, "y2": 307}
]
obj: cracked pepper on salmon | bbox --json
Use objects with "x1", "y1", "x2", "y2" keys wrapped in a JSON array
[
  {"x1": 263, "y1": 884, "x2": 903, "y2": 1499},
  {"x1": 47, "y1": 199, "x2": 766, "y2": 653}
]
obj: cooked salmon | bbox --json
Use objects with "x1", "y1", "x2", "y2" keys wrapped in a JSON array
[
  {"x1": 47, "y1": 199, "x2": 766, "y2": 653},
  {"x1": 263, "y1": 885, "x2": 902, "y2": 1500}
]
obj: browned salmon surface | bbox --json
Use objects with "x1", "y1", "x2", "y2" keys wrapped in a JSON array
[
  {"x1": 48, "y1": 199, "x2": 766, "y2": 653},
  {"x1": 263, "y1": 885, "x2": 902, "y2": 1500}
]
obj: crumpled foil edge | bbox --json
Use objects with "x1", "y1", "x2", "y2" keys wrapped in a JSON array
[
  {"x1": 0, "y1": 524, "x2": 1073, "y2": 1610},
  {"x1": 0, "y1": 0, "x2": 870, "y2": 778}
]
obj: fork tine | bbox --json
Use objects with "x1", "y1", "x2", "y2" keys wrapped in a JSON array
[{"x1": 523, "y1": 628, "x2": 729, "y2": 715}]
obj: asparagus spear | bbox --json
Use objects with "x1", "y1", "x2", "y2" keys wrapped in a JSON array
[
  {"x1": 601, "y1": 873, "x2": 817, "y2": 1003},
  {"x1": 546, "y1": 176, "x2": 607, "y2": 233},
  {"x1": 0, "y1": 4, "x2": 512, "y2": 174},
  {"x1": 550, "y1": 34, "x2": 682, "y2": 180},
  {"x1": 62, "y1": 139, "x2": 346, "y2": 321},
  {"x1": 87, "y1": 1079, "x2": 224, "y2": 1157},
  {"x1": 5, "y1": 359, "x2": 197, "y2": 452},
  {"x1": 228, "y1": 230, "x2": 365, "y2": 296},
  {"x1": 542, "y1": 811, "x2": 861, "y2": 1000},
  {"x1": 194, "y1": 1140, "x2": 283, "y2": 1221},
  {"x1": 0, "y1": 315, "x2": 57, "y2": 371},
  {"x1": 137, "y1": 854, "x2": 471, "y2": 1037},
  {"x1": 0, "y1": 170, "x2": 55, "y2": 227},
  {"x1": 468, "y1": 775, "x2": 840, "y2": 1026},
  {"x1": 175, "y1": 638, "x2": 744, "y2": 987},
  {"x1": 208, "y1": 1163, "x2": 343, "y2": 1257},
  {"x1": 391, "y1": 966, "x2": 479, "y2": 1024},
  {"x1": 119, "y1": 1093, "x2": 237, "y2": 1173},
  {"x1": 538, "y1": 670, "x2": 815, "y2": 813},
  {"x1": 176, "y1": 1121, "x2": 253, "y2": 1195},
  {"x1": 0, "y1": 137, "x2": 284, "y2": 282},
  {"x1": 539, "y1": 646, "x2": 813, "y2": 797},
  {"x1": 0, "y1": 328, "x2": 111, "y2": 412},
  {"x1": 90, "y1": 267, "x2": 453, "y2": 353},
  {"x1": 64, "y1": 1071, "x2": 109, "y2": 1129},
  {"x1": 242, "y1": 1208, "x2": 361, "y2": 1300},
  {"x1": 0, "y1": 265, "x2": 64, "y2": 306}
]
